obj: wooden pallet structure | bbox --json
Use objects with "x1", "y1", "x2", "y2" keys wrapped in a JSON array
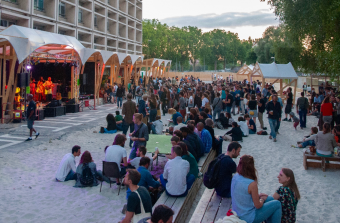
[
  {"x1": 153, "y1": 149, "x2": 216, "y2": 223},
  {"x1": 303, "y1": 151, "x2": 340, "y2": 172}
]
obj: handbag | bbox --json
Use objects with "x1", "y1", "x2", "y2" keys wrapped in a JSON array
[{"x1": 132, "y1": 190, "x2": 151, "y2": 223}]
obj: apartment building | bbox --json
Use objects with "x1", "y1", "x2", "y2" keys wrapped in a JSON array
[{"x1": 0, "y1": 0, "x2": 143, "y2": 55}]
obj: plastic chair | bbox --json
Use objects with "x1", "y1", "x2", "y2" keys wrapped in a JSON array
[{"x1": 100, "y1": 161, "x2": 125, "y2": 195}]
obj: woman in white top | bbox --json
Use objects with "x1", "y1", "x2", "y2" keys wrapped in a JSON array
[
  {"x1": 244, "y1": 93, "x2": 250, "y2": 114},
  {"x1": 188, "y1": 91, "x2": 194, "y2": 109}
]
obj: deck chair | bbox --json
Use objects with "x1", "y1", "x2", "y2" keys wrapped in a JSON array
[{"x1": 100, "y1": 161, "x2": 125, "y2": 195}]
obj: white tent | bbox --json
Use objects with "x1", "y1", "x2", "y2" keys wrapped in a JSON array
[
  {"x1": 252, "y1": 62, "x2": 298, "y2": 102},
  {"x1": 252, "y1": 62, "x2": 298, "y2": 79},
  {"x1": 0, "y1": 25, "x2": 145, "y2": 65}
]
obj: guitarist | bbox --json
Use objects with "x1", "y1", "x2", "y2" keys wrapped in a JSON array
[{"x1": 44, "y1": 77, "x2": 53, "y2": 101}]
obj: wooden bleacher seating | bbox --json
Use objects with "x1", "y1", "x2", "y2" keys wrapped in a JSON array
[
  {"x1": 189, "y1": 189, "x2": 231, "y2": 223},
  {"x1": 153, "y1": 149, "x2": 216, "y2": 223},
  {"x1": 303, "y1": 151, "x2": 340, "y2": 172}
]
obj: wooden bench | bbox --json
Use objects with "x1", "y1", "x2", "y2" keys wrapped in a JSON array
[
  {"x1": 153, "y1": 149, "x2": 216, "y2": 223},
  {"x1": 303, "y1": 151, "x2": 340, "y2": 172},
  {"x1": 189, "y1": 189, "x2": 232, "y2": 223}
]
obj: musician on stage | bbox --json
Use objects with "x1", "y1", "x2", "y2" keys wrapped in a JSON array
[
  {"x1": 36, "y1": 77, "x2": 44, "y2": 102},
  {"x1": 44, "y1": 77, "x2": 53, "y2": 101}
]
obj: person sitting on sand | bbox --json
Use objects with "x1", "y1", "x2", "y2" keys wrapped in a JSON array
[
  {"x1": 55, "y1": 145, "x2": 81, "y2": 182},
  {"x1": 231, "y1": 155, "x2": 282, "y2": 223},
  {"x1": 74, "y1": 151, "x2": 110, "y2": 187},
  {"x1": 237, "y1": 116, "x2": 249, "y2": 137},
  {"x1": 121, "y1": 169, "x2": 152, "y2": 223},
  {"x1": 105, "y1": 134, "x2": 128, "y2": 185},
  {"x1": 315, "y1": 122, "x2": 337, "y2": 158},
  {"x1": 223, "y1": 122, "x2": 243, "y2": 142},
  {"x1": 260, "y1": 168, "x2": 300, "y2": 223},
  {"x1": 159, "y1": 146, "x2": 195, "y2": 197},
  {"x1": 149, "y1": 115, "x2": 163, "y2": 135},
  {"x1": 295, "y1": 127, "x2": 318, "y2": 148},
  {"x1": 100, "y1": 113, "x2": 118, "y2": 133},
  {"x1": 215, "y1": 142, "x2": 241, "y2": 198},
  {"x1": 245, "y1": 114, "x2": 257, "y2": 134}
]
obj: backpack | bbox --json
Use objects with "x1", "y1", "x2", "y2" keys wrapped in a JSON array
[
  {"x1": 203, "y1": 154, "x2": 227, "y2": 189},
  {"x1": 215, "y1": 121, "x2": 224, "y2": 129},
  {"x1": 80, "y1": 163, "x2": 94, "y2": 186}
]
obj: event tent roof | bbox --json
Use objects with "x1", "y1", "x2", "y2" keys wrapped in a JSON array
[
  {"x1": 252, "y1": 62, "x2": 298, "y2": 79},
  {"x1": 0, "y1": 25, "x2": 171, "y2": 67}
]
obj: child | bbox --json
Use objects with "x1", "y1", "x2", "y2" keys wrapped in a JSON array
[
  {"x1": 237, "y1": 116, "x2": 249, "y2": 137},
  {"x1": 245, "y1": 114, "x2": 257, "y2": 134},
  {"x1": 115, "y1": 111, "x2": 123, "y2": 122},
  {"x1": 296, "y1": 127, "x2": 318, "y2": 148},
  {"x1": 223, "y1": 122, "x2": 243, "y2": 142},
  {"x1": 290, "y1": 112, "x2": 300, "y2": 130}
]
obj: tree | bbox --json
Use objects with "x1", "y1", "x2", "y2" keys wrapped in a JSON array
[{"x1": 264, "y1": 0, "x2": 340, "y2": 76}]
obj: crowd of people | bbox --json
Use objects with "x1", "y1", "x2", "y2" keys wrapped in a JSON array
[{"x1": 52, "y1": 74, "x2": 340, "y2": 223}]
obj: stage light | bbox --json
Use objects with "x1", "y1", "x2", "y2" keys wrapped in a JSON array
[
  {"x1": 74, "y1": 63, "x2": 78, "y2": 68},
  {"x1": 30, "y1": 60, "x2": 34, "y2": 65},
  {"x1": 62, "y1": 60, "x2": 67, "y2": 67},
  {"x1": 54, "y1": 60, "x2": 59, "y2": 66},
  {"x1": 35, "y1": 59, "x2": 40, "y2": 65},
  {"x1": 27, "y1": 65, "x2": 32, "y2": 70}
]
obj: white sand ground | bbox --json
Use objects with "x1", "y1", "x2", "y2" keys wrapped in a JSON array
[{"x1": 0, "y1": 107, "x2": 340, "y2": 223}]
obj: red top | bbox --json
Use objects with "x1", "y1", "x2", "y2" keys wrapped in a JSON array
[{"x1": 321, "y1": 103, "x2": 333, "y2": 116}]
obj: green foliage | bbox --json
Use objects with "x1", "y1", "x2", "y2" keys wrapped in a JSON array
[
  {"x1": 264, "y1": 0, "x2": 340, "y2": 76},
  {"x1": 142, "y1": 19, "x2": 253, "y2": 71}
]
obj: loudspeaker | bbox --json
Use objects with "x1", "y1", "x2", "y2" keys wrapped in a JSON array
[
  {"x1": 46, "y1": 100, "x2": 61, "y2": 108},
  {"x1": 83, "y1": 73, "x2": 86, "y2": 84},
  {"x1": 66, "y1": 98, "x2": 75, "y2": 105},
  {"x1": 17, "y1": 73, "x2": 29, "y2": 88}
]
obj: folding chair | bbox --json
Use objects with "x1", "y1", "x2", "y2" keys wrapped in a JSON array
[{"x1": 100, "y1": 161, "x2": 125, "y2": 195}]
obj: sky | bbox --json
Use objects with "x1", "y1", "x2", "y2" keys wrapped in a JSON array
[{"x1": 143, "y1": 0, "x2": 280, "y2": 40}]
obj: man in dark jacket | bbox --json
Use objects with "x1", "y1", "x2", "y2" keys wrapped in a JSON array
[
  {"x1": 223, "y1": 122, "x2": 243, "y2": 142},
  {"x1": 266, "y1": 95, "x2": 282, "y2": 142},
  {"x1": 116, "y1": 84, "x2": 124, "y2": 109}
]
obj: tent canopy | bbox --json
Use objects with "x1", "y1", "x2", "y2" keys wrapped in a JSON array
[
  {"x1": 252, "y1": 62, "x2": 298, "y2": 79},
  {"x1": 0, "y1": 25, "x2": 149, "y2": 66}
]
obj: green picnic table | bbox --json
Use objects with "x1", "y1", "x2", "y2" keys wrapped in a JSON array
[{"x1": 147, "y1": 134, "x2": 172, "y2": 166}]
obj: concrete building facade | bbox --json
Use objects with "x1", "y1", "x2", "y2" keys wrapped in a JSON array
[{"x1": 0, "y1": 0, "x2": 143, "y2": 55}]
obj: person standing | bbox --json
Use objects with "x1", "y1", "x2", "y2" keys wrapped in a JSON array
[
  {"x1": 122, "y1": 93, "x2": 136, "y2": 147},
  {"x1": 266, "y1": 95, "x2": 281, "y2": 142},
  {"x1": 116, "y1": 84, "x2": 124, "y2": 109},
  {"x1": 179, "y1": 92, "x2": 186, "y2": 122},
  {"x1": 257, "y1": 93, "x2": 267, "y2": 130},
  {"x1": 212, "y1": 92, "x2": 223, "y2": 122},
  {"x1": 129, "y1": 113, "x2": 149, "y2": 160},
  {"x1": 25, "y1": 94, "x2": 39, "y2": 141},
  {"x1": 283, "y1": 87, "x2": 293, "y2": 121},
  {"x1": 44, "y1": 77, "x2": 53, "y2": 101},
  {"x1": 296, "y1": 92, "x2": 309, "y2": 129}
]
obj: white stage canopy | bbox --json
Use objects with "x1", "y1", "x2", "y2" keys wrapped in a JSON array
[{"x1": 0, "y1": 25, "x2": 149, "y2": 66}]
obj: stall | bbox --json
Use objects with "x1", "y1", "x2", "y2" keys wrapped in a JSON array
[
  {"x1": 236, "y1": 64, "x2": 254, "y2": 82},
  {"x1": 251, "y1": 62, "x2": 298, "y2": 102}
]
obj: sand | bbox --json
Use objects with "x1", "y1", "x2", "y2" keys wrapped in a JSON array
[{"x1": 1, "y1": 105, "x2": 340, "y2": 223}]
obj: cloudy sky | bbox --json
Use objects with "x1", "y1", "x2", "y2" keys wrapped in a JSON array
[{"x1": 143, "y1": 0, "x2": 280, "y2": 40}]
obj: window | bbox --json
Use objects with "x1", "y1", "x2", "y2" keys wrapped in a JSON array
[
  {"x1": 94, "y1": 15, "x2": 97, "y2": 27},
  {"x1": 94, "y1": 38, "x2": 98, "y2": 44},
  {"x1": 107, "y1": 21, "x2": 110, "y2": 32},
  {"x1": 34, "y1": 0, "x2": 44, "y2": 11},
  {"x1": 0, "y1": 20, "x2": 16, "y2": 27},
  {"x1": 58, "y1": 30, "x2": 66, "y2": 35},
  {"x1": 78, "y1": 9, "x2": 83, "y2": 23},
  {"x1": 33, "y1": 25, "x2": 44, "y2": 31},
  {"x1": 78, "y1": 34, "x2": 83, "y2": 41},
  {"x1": 59, "y1": 2, "x2": 66, "y2": 17}
]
